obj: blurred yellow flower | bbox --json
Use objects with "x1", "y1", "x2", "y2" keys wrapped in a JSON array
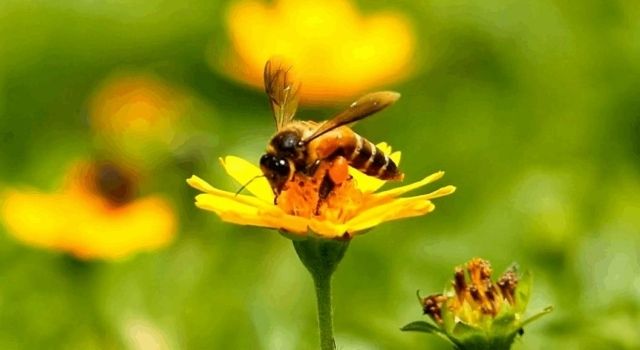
[
  {"x1": 187, "y1": 144, "x2": 454, "y2": 238},
  {"x1": 221, "y1": 0, "x2": 416, "y2": 104},
  {"x1": 1, "y1": 162, "x2": 176, "y2": 260},
  {"x1": 90, "y1": 74, "x2": 182, "y2": 145},
  {"x1": 89, "y1": 74, "x2": 192, "y2": 169}
]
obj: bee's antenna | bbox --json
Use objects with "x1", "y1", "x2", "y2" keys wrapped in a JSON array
[{"x1": 235, "y1": 175, "x2": 265, "y2": 196}]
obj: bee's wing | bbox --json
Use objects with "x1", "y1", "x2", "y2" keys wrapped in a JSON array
[
  {"x1": 264, "y1": 59, "x2": 300, "y2": 130},
  {"x1": 301, "y1": 91, "x2": 400, "y2": 144}
]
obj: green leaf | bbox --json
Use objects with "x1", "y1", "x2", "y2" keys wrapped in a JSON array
[
  {"x1": 515, "y1": 270, "x2": 533, "y2": 313},
  {"x1": 401, "y1": 321, "x2": 459, "y2": 347},
  {"x1": 520, "y1": 306, "x2": 553, "y2": 328},
  {"x1": 442, "y1": 297, "x2": 457, "y2": 334},
  {"x1": 400, "y1": 321, "x2": 443, "y2": 334}
]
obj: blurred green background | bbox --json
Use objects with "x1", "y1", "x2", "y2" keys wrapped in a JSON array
[{"x1": 1, "y1": 0, "x2": 639, "y2": 349}]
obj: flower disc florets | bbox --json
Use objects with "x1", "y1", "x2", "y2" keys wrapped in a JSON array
[
  {"x1": 402, "y1": 258, "x2": 552, "y2": 350},
  {"x1": 426, "y1": 258, "x2": 520, "y2": 325},
  {"x1": 276, "y1": 162, "x2": 364, "y2": 223}
]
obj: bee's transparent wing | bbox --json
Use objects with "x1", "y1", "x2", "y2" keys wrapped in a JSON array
[
  {"x1": 264, "y1": 59, "x2": 300, "y2": 130},
  {"x1": 302, "y1": 91, "x2": 400, "y2": 143}
]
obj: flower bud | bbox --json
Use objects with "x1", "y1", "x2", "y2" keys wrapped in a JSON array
[{"x1": 402, "y1": 258, "x2": 552, "y2": 350}]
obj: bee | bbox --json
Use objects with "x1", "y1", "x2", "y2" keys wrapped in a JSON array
[{"x1": 259, "y1": 59, "x2": 404, "y2": 203}]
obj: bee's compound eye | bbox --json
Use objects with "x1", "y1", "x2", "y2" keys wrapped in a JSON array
[
  {"x1": 260, "y1": 154, "x2": 291, "y2": 177},
  {"x1": 273, "y1": 158, "x2": 290, "y2": 176},
  {"x1": 260, "y1": 154, "x2": 270, "y2": 167}
]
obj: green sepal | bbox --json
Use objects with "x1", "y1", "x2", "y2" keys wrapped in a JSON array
[
  {"x1": 521, "y1": 306, "x2": 554, "y2": 328},
  {"x1": 401, "y1": 321, "x2": 460, "y2": 347},
  {"x1": 451, "y1": 320, "x2": 483, "y2": 338},
  {"x1": 292, "y1": 235, "x2": 350, "y2": 277},
  {"x1": 514, "y1": 270, "x2": 532, "y2": 313},
  {"x1": 492, "y1": 309, "x2": 517, "y2": 334},
  {"x1": 279, "y1": 229, "x2": 308, "y2": 241},
  {"x1": 456, "y1": 334, "x2": 511, "y2": 350},
  {"x1": 400, "y1": 321, "x2": 444, "y2": 334}
]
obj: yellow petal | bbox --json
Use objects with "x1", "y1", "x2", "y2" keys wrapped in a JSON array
[
  {"x1": 390, "y1": 150, "x2": 401, "y2": 165},
  {"x1": 374, "y1": 142, "x2": 402, "y2": 164},
  {"x1": 1, "y1": 189, "x2": 69, "y2": 249},
  {"x1": 373, "y1": 171, "x2": 445, "y2": 200},
  {"x1": 349, "y1": 167, "x2": 383, "y2": 194},
  {"x1": 186, "y1": 174, "x2": 217, "y2": 192},
  {"x1": 376, "y1": 142, "x2": 391, "y2": 154},
  {"x1": 1, "y1": 188, "x2": 176, "y2": 260},
  {"x1": 219, "y1": 156, "x2": 274, "y2": 203},
  {"x1": 222, "y1": 211, "x2": 307, "y2": 234},
  {"x1": 194, "y1": 193, "x2": 308, "y2": 234},
  {"x1": 74, "y1": 196, "x2": 176, "y2": 260},
  {"x1": 188, "y1": 175, "x2": 275, "y2": 210},
  {"x1": 195, "y1": 193, "x2": 264, "y2": 216},
  {"x1": 346, "y1": 197, "x2": 435, "y2": 233},
  {"x1": 309, "y1": 219, "x2": 348, "y2": 238},
  {"x1": 423, "y1": 185, "x2": 456, "y2": 199}
]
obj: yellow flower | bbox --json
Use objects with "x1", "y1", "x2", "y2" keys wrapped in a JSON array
[
  {"x1": 219, "y1": 0, "x2": 416, "y2": 104},
  {"x1": 187, "y1": 143, "x2": 455, "y2": 238},
  {"x1": 90, "y1": 74, "x2": 183, "y2": 145},
  {"x1": 1, "y1": 161, "x2": 176, "y2": 260},
  {"x1": 89, "y1": 74, "x2": 192, "y2": 169}
]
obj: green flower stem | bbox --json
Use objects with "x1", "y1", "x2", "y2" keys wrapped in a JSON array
[
  {"x1": 63, "y1": 257, "x2": 116, "y2": 347},
  {"x1": 292, "y1": 236, "x2": 350, "y2": 350},
  {"x1": 313, "y1": 266, "x2": 335, "y2": 350}
]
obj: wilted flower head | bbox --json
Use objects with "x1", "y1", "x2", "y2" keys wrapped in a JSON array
[
  {"x1": 403, "y1": 258, "x2": 552, "y2": 350},
  {"x1": 1, "y1": 161, "x2": 176, "y2": 260},
  {"x1": 218, "y1": 0, "x2": 416, "y2": 104}
]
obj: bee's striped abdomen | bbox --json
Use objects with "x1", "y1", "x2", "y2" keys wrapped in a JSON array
[{"x1": 348, "y1": 134, "x2": 403, "y2": 180}]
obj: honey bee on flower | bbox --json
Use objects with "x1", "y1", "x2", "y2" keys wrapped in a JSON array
[
  {"x1": 188, "y1": 59, "x2": 455, "y2": 239},
  {"x1": 188, "y1": 58, "x2": 456, "y2": 350},
  {"x1": 259, "y1": 59, "x2": 404, "y2": 209}
]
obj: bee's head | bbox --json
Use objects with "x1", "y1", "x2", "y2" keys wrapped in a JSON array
[
  {"x1": 270, "y1": 130, "x2": 305, "y2": 163},
  {"x1": 260, "y1": 153, "x2": 294, "y2": 194}
]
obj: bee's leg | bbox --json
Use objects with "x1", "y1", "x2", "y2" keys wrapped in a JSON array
[
  {"x1": 327, "y1": 156, "x2": 349, "y2": 185},
  {"x1": 319, "y1": 175, "x2": 335, "y2": 201},
  {"x1": 305, "y1": 159, "x2": 322, "y2": 177},
  {"x1": 315, "y1": 174, "x2": 335, "y2": 215},
  {"x1": 272, "y1": 188, "x2": 281, "y2": 205},
  {"x1": 313, "y1": 157, "x2": 348, "y2": 215}
]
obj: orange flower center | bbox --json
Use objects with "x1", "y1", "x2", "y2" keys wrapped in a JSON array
[
  {"x1": 68, "y1": 162, "x2": 138, "y2": 207},
  {"x1": 276, "y1": 161, "x2": 364, "y2": 222}
]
